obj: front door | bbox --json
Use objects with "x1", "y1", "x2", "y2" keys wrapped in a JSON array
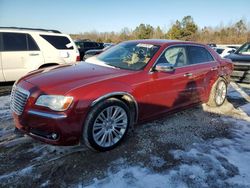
[
  {"x1": 143, "y1": 46, "x2": 196, "y2": 119},
  {"x1": 185, "y1": 45, "x2": 219, "y2": 102}
]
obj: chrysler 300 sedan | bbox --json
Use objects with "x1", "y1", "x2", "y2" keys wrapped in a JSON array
[{"x1": 11, "y1": 40, "x2": 233, "y2": 151}]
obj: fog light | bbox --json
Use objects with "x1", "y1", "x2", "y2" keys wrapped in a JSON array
[{"x1": 51, "y1": 133, "x2": 58, "y2": 140}]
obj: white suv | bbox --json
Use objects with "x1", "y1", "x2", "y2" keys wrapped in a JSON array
[{"x1": 0, "y1": 27, "x2": 80, "y2": 82}]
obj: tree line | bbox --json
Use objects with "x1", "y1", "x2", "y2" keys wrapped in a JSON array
[{"x1": 70, "y1": 16, "x2": 250, "y2": 44}]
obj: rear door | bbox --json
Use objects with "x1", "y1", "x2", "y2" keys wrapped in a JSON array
[
  {"x1": 185, "y1": 45, "x2": 218, "y2": 102},
  {"x1": 1, "y1": 32, "x2": 43, "y2": 81}
]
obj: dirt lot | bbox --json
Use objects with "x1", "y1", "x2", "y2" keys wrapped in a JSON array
[{"x1": 0, "y1": 82, "x2": 249, "y2": 188}]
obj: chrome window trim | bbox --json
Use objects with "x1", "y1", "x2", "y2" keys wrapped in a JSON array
[
  {"x1": 91, "y1": 92, "x2": 139, "y2": 123},
  {"x1": 28, "y1": 110, "x2": 67, "y2": 119},
  {"x1": 149, "y1": 44, "x2": 216, "y2": 73}
]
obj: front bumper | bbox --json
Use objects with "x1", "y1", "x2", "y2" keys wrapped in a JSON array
[
  {"x1": 11, "y1": 80, "x2": 87, "y2": 146},
  {"x1": 13, "y1": 109, "x2": 84, "y2": 146}
]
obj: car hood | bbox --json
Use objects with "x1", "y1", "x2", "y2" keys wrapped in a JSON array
[
  {"x1": 22, "y1": 62, "x2": 133, "y2": 94},
  {"x1": 226, "y1": 53, "x2": 250, "y2": 62}
]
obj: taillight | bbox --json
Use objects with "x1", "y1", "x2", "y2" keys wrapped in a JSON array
[{"x1": 76, "y1": 55, "x2": 81, "y2": 61}]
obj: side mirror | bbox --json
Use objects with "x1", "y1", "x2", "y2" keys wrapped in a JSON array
[{"x1": 154, "y1": 63, "x2": 175, "y2": 72}]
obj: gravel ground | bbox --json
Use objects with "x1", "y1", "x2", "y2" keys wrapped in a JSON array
[{"x1": 0, "y1": 82, "x2": 249, "y2": 187}]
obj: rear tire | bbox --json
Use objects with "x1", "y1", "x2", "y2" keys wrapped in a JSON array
[
  {"x1": 83, "y1": 98, "x2": 130, "y2": 152},
  {"x1": 207, "y1": 77, "x2": 227, "y2": 107}
]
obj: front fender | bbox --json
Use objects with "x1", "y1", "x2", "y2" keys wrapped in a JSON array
[{"x1": 67, "y1": 81, "x2": 134, "y2": 113}]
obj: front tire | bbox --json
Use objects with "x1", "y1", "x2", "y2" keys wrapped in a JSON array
[
  {"x1": 207, "y1": 77, "x2": 228, "y2": 107},
  {"x1": 83, "y1": 98, "x2": 130, "y2": 151}
]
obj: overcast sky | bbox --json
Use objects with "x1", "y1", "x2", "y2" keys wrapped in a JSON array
[{"x1": 0, "y1": 0, "x2": 249, "y2": 34}]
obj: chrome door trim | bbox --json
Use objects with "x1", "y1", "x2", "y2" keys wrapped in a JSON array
[{"x1": 149, "y1": 43, "x2": 217, "y2": 74}]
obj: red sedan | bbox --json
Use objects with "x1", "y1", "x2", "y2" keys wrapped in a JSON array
[{"x1": 11, "y1": 40, "x2": 233, "y2": 151}]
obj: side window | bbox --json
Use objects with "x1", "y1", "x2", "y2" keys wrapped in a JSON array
[
  {"x1": 27, "y1": 34, "x2": 39, "y2": 51},
  {"x1": 94, "y1": 42, "x2": 101, "y2": 47},
  {"x1": 2, "y1": 32, "x2": 27, "y2": 51},
  {"x1": 84, "y1": 42, "x2": 95, "y2": 48},
  {"x1": 187, "y1": 46, "x2": 214, "y2": 64},
  {"x1": 40, "y1": 35, "x2": 73, "y2": 50},
  {"x1": 84, "y1": 42, "x2": 91, "y2": 48},
  {"x1": 0, "y1": 33, "x2": 2, "y2": 51},
  {"x1": 157, "y1": 47, "x2": 187, "y2": 67}
]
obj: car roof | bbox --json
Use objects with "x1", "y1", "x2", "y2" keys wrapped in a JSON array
[
  {"x1": 0, "y1": 27, "x2": 67, "y2": 36},
  {"x1": 122, "y1": 39, "x2": 206, "y2": 47}
]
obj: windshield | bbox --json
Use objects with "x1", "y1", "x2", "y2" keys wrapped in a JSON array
[
  {"x1": 236, "y1": 42, "x2": 250, "y2": 55},
  {"x1": 96, "y1": 42, "x2": 160, "y2": 70}
]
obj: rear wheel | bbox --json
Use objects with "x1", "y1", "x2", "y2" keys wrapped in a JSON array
[
  {"x1": 83, "y1": 98, "x2": 130, "y2": 151},
  {"x1": 207, "y1": 77, "x2": 227, "y2": 107}
]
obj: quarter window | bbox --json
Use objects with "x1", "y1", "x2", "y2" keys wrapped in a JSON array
[
  {"x1": 187, "y1": 46, "x2": 214, "y2": 64},
  {"x1": 3, "y1": 33, "x2": 27, "y2": 51},
  {"x1": 27, "y1": 34, "x2": 39, "y2": 51},
  {"x1": 157, "y1": 47, "x2": 187, "y2": 67},
  {"x1": 40, "y1": 35, "x2": 73, "y2": 50}
]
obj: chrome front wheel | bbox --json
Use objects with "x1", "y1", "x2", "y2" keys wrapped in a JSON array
[
  {"x1": 93, "y1": 106, "x2": 128, "y2": 148},
  {"x1": 83, "y1": 98, "x2": 130, "y2": 151}
]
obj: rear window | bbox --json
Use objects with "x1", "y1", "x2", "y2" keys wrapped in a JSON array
[
  {"x1": 187, "y1": 46, "x2": 214, "y2": 64},
  {"x1": 40, "y1": 35, "x2": 73, "y2": 50},
  {"x1": 2, "y1": 32, "x2": 27, "y2": 51}
]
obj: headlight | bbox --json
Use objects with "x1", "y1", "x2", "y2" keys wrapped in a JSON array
[{"x1": 35, "y1": 95, "x2": 73, "y2": 111}]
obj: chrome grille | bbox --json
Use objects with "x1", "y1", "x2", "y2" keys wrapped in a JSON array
[{"x1": 10, "y1": 85, "x2": 30, "y2": 115}]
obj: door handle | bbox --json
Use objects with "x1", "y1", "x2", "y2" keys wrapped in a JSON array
[
  {"x1": 29, "y1": 53, "x2": 39, "y2": 56},
  {"x1": 184, "y1": 73, "x2": 193, "y2": 77},
  {"x1": 211, "y1": 67, "x2": 218, "y2": 71}
]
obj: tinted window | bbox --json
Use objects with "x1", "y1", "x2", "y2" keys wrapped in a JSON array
[
  {"x1": 0, "y1": 34, "x2": 2, "y2": 51},
  {"x1": 3, "y1": 32, "x2": 27, "y2": 51},
  {"x1": 27, "y1": 34, "x2": 39, "y2": 51},
  {"x1": 40, "y1": 35, "x2": 73, "y2": 50},
  {"x1": 84, "y1": 42, "x2": 96, "y2": 48},
  {"x1": 187, "y1": 46, "x2": 214, "y2": 64},
  {"x1": 236, "y1": 42, "x2": 250, "y2": 55},
  {"x1": 216, "y1": 48, "x2": 224, "y2": 54},
  {"x1": 157, "y1": 47, "x2": 187, "y2": 67}
]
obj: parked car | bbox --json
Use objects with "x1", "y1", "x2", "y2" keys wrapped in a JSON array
[
  {"x1": 214, "y1": 47, "x2": 236, "y2": 58},
  {"x1": 225, "y1": 42, "x2": 250, "y2": 83},
  {"x1": 207, "y1": 43, "x2": 217, "y2": 48},
  {"x1": 220, "y1": 47, "x2": 237, "y2": 57},
  {"x1": 0, "y1": 27, "x2": 80, "y2": 82},
  {"x1": 83, "y1": 44, "x2": 115, "y2": 60},
  {"x1": 11, "y1": 39, "x2": 233, "y2": 151},
  {"x1": 75, "y1": 40, "x2": 104, "y2": 60}
]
